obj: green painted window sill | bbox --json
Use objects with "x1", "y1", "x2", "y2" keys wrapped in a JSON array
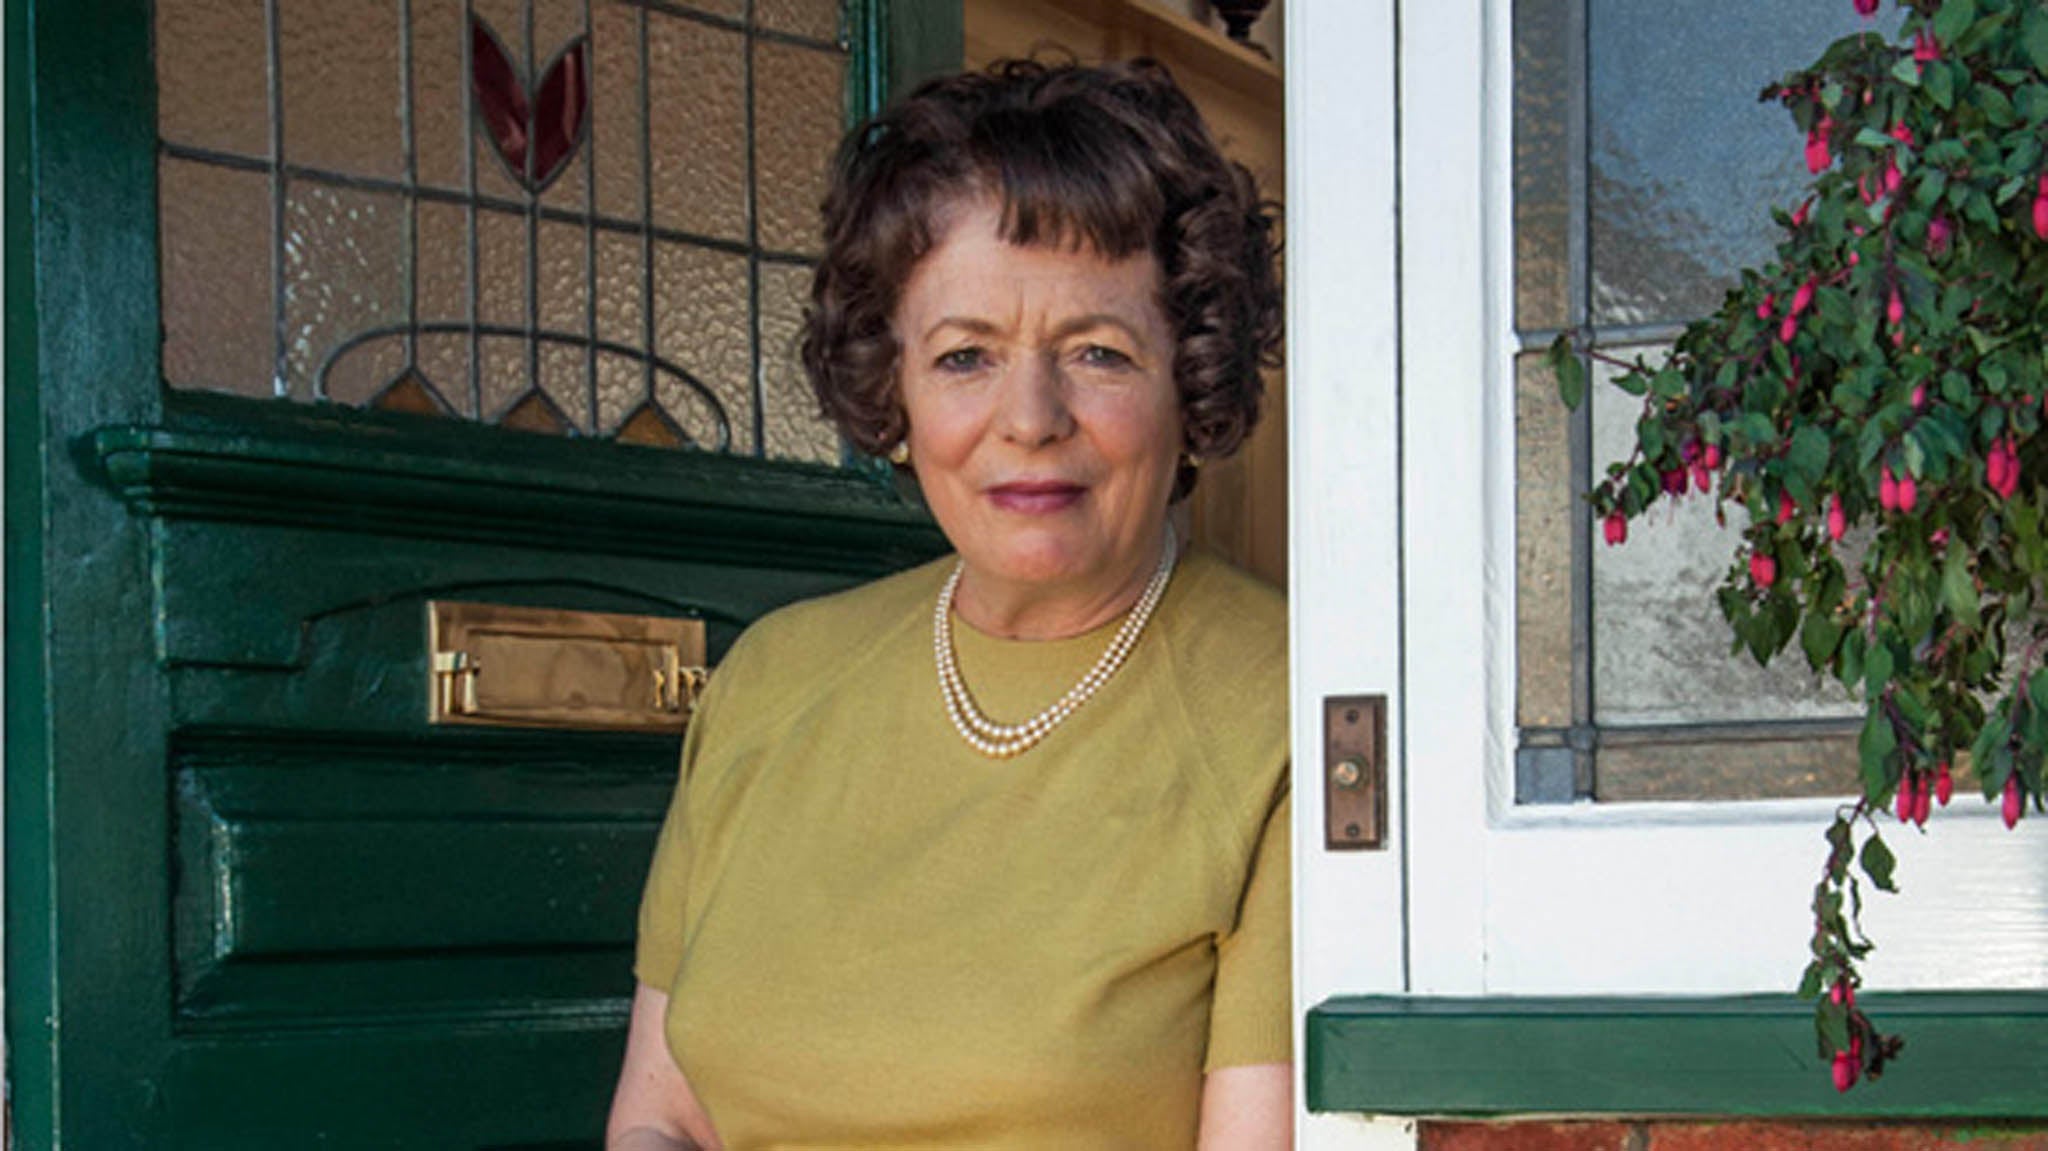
[{"x1": 1307, "y1": 993, "x2": 2048, "y2": 1118}]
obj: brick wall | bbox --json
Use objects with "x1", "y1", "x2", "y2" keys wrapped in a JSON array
[{"x1": 1418, "y1": 1121, "x2": 2048, "y2": 1150}]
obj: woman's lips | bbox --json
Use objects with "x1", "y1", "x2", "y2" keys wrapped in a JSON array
[{"x1": 987, "y1": 481, "x2": 1086, "y2": 514}]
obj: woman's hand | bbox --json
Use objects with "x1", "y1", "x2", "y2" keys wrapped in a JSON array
[
  {"x1": 606, "y1": 984, "x2": 724, "y2": 1151},
  {"x1": 1197, "y1": 1063, "x2": 1293, "y2": 1151}
]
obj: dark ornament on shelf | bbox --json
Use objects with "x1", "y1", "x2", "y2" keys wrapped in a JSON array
[
  {"x1": 470, "y1": 14, "x2": 589, "y2": 194},
  {"x1": 1211, "y1": 0, "x2": 1272, "y2": 53}
]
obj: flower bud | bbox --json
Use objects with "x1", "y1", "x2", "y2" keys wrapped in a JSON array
[
  {"x1": 1936, "y1": 760, "x2": 1954, "y2": 806},
  {"x1": 1777, "y1": 490, "x2": 1797, "y2": 525},
  {"x1": 1896, "y1": 773, "x2": 1915, "y2": 823},
  {"x1": 1703, "y1": 443, "x2": 1722, "y2": 469},
  {"x1": 1854, "y1": 0, "x2": 1878, "y2": 17},
  {"x1": 1927, "y1": 216, "x2": 1952, "y2": 259},
  {"x1": 1757, "y1": 293, "x2": 1776, "y2": 321},
  {"x1": 1880, "y1": 465, "x2": 1899, "y2": 512},
  {"x1": 1914, "y1": 774, "x2": 1932, "y2": 826},
  {"x1": 1750, "y1": 551, "x2": 1777, "y2": 589},
  {"x1": 1828, "y1": 494, "x2": 1848, "y2": 542},
  {"x1": 1793, "y1": 279, "x2": 1815, "y2": 316},
  {"x1": 1781, "y1": 314, "x2": 1800, "y2": 344},
  {"x1": 1914, "y1": 28, "x2": 1940, "y2": 64},
  {"x1": 2034, "y1": 183, "x2": 2048, "y2": 242},
  {"x1": 1603, "y1": 510, "x2": 1628, "y2": 546},
  {"x1": 1887, "y1": 287, "x2": 1905, "y2": 329},
  {"x1": 1898, "y1": 473, "x2": 1918, "y2": 513},
  {"x1": 1833, "y1": 1050, "x2": 1859, "y2": 1093},
  {"x1": 1911, "y1": 383, "x2": 1927, "y2": 409},
  {"x1": 2004, "y1": 774, "x2": 2024, "y2": 829},
  {"x1": 1793, "y1": 198, "x2": 1813, "y2": 228}
]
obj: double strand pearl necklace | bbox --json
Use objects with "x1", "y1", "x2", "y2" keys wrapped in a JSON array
[{"x1": 933, "y1": 525, "x2": 1178, "y2": 759}]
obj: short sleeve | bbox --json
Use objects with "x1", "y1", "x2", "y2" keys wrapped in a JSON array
[
  {"x1": 631, "y1": 656, "x2": 730, "y2": 992},
  {"x1": 1205, "y1": 784, "x2": 1293, "y2": 1070}
]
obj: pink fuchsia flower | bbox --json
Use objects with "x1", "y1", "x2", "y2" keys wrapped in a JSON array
[
  {"x1": 1911, "y1": 382, "x2": 1928, "y2": 409},
  {"x1": 1663, "y1": 467, "x2": 1688, "y2": 496},
  {"x1": 2004, "y1": 774, "x2": 2024, "y2": 830},
  {"x1": 1780, "y1": 314, "x2": 1800, "y2": 344},
  {"x1": 1935, "y1": 760, "x2": 1954, "y2": 806},
  {"x1": 2034, "y1": 175, "x2": 2048, "y2": 241},
  {"x1": 1806, "y1": 117, "x2": 1835, "y2": 174},
  {"x1": 1828, "y1": 493, "x2": 1847, "y2": 542},
  {"x1": 1927, "y1": 215, "x2": 1952, "y2": 259},
  {"x1": 1880, "y1": 464, "x2": 1900, "y2": 511},
  {"x1": 1602, "y1": 510, "x2": 1628, "y2": 546},
  {"x1": 1896, "y1": 772, "x2": 1916, "y2": 823},
  {"x1": 1914, "y1": 28, "x2": 1940, "y2": 64},
  {"x1": 1777, "y1": 490, "x2": 1797, "y2": 525},
  {"x1": 1792, "y1": 279, "x2": 1816, "y2": 316},
  {"x1": 1757, "y1": 293, "x2": 1776, "y2": 321},
  {"x1": 1792, "y1": 198, "x2": 1813, "y2": 228},
  {"x1": 1889, "y1": 121, "x2": 1915, "y2": 149},
  {"x1": 1750, "y1": 551, "x2": 1777, "y2": 589},
  {"x1": 1854, "y1": 0, "x2": 1879, "y2": 17},
  {"x1": 1988, "y1": 436, "x2": 2021, "y2": 500},
  {"x1": 1833, "y1": 1050, "x2": 1859, "y2": 1093}
]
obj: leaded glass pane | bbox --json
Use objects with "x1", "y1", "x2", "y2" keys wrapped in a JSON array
[
  {"x1": 1588, "y1": 0, "x2": 1897, "y2": 327},
  {"x1": 1515, "y1": 352, "x2": 1572, "y2": 730},
  {"x1": 1512, "y1": 0, "x2": 1570, "y2": 334},
  {"x1": 156, "y1": 0, "x2": 850, "y2": 465}
]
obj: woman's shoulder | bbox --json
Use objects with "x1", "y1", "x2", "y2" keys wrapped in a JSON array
[
  {"x1": 717, "y1": 555, "x2": 953, "y2": 686},
  {"x1": 1157, "y1": 550, "x2": 1288, "y2": 694}
]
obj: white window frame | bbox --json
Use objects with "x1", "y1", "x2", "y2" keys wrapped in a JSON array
[{"x1": 1288, "y1": 0, "x2": 2048, "y2": 1142}]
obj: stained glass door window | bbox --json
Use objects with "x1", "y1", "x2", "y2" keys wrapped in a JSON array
[{"x1": 158, "y1": 0, "x2": 850, "y2": 464}]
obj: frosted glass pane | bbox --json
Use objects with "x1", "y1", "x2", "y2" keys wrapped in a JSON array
[
  {"x1": 157, "y1": 0, "x2": 270, "y2": 158},
  {"x1": 476, "y1": 208, "x2": 530, "y2": 415},
  {"x1": 653, "y1": 241, "x2": 751, "y2": 452},
  {"x1": 282, "y1": 180, "x2": 405, "y2": 402},
  {"x1": 755, "y1": 41, "x2": 843, "y2": 255},
  {"x1": 538, "y1": 2, "x2": 593, "y2": 213},
  {"x1": 592, "y1": 3, "x2": 646, "y2": 223},
  {"x1": 1516, "y1": 353, "x2": 1572, "y2": 729},
  {"x1": 412, "y1": 0, "x2": 466, "y2": 191},
  {"x1": 649, "y1": 17, "x2": 747, "y2": 241},
  {"x1": 1513, "y1": 0, "x2": 1569, "y2": 333},
  {"x1": 757, "y1": 0, "x2": 842, "y2": 43},
  {"x1": 760, "y1": 261, "x2": 838, "y2": 464},
  {"x1": 416, "y1": 201, "x2": 473, "y2": 412},
  {"x1": 1588, "y1": 349, "x2": 1860, "y2": 725},
  {"x1": 1589, "y1": 1, "x2": 1898, "y2": 326},
  {"x1": 1598, "y1": 734, "x2": 1858, "y2": 802},
  {"x1": 595, "y1": 232, "x2": 648, "y2": 434},
  {"x1": 539, "y1": 220, "x2": 593, "y2": 430},
  {"x1": 161, "y1": 157, "x2": 274, "y2": 397},
  {"x1": 279, "y1": 2, "x2": 403, "y2": 180}
]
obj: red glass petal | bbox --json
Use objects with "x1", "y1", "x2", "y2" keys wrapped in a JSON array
[
  {"x1": 531, "y1": 38, "x2": 588, "y2": 189},
  {"x1": 470, "y1": 14, "x2": 530, "y2": 180}
]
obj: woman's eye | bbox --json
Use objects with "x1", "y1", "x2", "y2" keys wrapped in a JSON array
[
  {"x1": 935, "y1": 347, "x2": 985, "y2": 372},
  {"x1": 1078, "y1": 344, "x2": 1134, "y2": 369}
]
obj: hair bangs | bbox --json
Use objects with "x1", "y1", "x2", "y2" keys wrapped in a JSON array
[{"x1": 974, "y1": 105, "x2": 1161, "y2": 260}]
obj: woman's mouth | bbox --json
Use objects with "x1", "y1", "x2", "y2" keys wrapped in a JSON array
[{"x1": 986, "y1": 480, "x2": 1086, "y2": 514}]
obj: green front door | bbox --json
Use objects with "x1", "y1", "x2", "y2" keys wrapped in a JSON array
[{"x1": 5, "y1": 2, "x2": 959, "y2": 1147}]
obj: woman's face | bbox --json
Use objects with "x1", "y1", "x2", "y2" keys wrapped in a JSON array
[{"x1": 893, "y1": 197, "x2": 1182, "y2": 618}]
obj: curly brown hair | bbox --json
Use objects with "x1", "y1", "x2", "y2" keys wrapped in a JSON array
[{"x1": 801, "y1": 57, "x2": 1282, "y2": 483}]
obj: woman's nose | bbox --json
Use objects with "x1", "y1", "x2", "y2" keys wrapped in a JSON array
[{"x1": 995, "y1": 354, "x2": 1076, "y2": 447}]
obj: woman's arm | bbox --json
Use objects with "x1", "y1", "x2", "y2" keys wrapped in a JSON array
[
  {"x1": 606, "y1": 983, "x2": 724, "y2": 1151},
  {"x1": 1197, "y1": 1063, "x2": 1293, "y2": 1151}
]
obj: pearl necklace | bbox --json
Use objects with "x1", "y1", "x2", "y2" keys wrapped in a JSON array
[{"x1": 933, "y1": 526, "x2": 1178, "y2": 759}]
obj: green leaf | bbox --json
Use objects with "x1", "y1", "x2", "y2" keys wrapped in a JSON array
[
  {"x1": 1929, "y1": 60, "x2": 1957, "y2": 109},
  {"x1": 1935, "y1": 0, "x2": 1978, "y2": 46},
  {"x1": 1859, "y1": 705, "x2": 1898, "y2": 798},
  {"x1": 1798, "y1": 960, "x2": 1826, "y2": 1000},
  {"x1": 1548, "y1": 333, "x2": 1585, "y2": 411},
  {"x1": 1866, "y1": 640, "x2": 1896, "y2": 698},
  {"x1": 1651, "y1": 368, "x2": 1686, "y2": 399},
  {"x1": 2026, "y1": 9, "x2": 2048, "y2": 75},
  {"x1": 1860, "y1": 831, "x2": 1899, "y2": 894},
  {"x1": 1942, "y1": 544, "x2": 1981, "y2": 628},
  {"x1": 1802, "y1": 610, "x2": 1845, "y2": 671},
  {"x1": 1818, "y1": 999, "x2": 1852, "y2": 1054},
  {"x1": 1613, "y1": 371, "x2": 1648, "y2": 397},
  {"x1": 1892, "y1": 56, "x2": 1923, "y2": 88},
  {"x1": 1787, "y1": 425, "x2": 1829, "y2": 485}
]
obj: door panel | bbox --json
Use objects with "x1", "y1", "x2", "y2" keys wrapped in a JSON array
[{"x1": 7, "y1": 1, "x2": 962, "y2": 1147}]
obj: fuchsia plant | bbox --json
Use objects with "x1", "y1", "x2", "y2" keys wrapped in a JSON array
[{"x1": 1551, "y1": 0, "x2": 2046, "y2": 1091}]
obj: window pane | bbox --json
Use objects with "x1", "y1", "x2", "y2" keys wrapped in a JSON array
[
  {"x1": 1588, "y1": 0, "x2": 1895, "y2": 327},
  {"x1": 1588, "y1": 348, "x2": 1860, "y2": 727},
  {"x1": 1516, "y1": 352, "x2": 1573, "y2": 730},
  {"x1": 1513, "y1": 0, "x2": 1571, "y2": 333},
  {"x1": 157, "y1": 0, "x2": 852, "y2": 462}
]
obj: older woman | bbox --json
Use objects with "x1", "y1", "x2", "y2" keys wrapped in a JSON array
[{"x1": 607, "y1": 58, "x2": 1288, "y2": 1150}]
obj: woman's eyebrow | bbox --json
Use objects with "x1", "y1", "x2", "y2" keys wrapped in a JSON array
[
  {"x1": 1046, "y1": 313, "x2": 1145, "y2": 342},
  {"x1": 921, "y1": 316, "x2": 1004, "y2": 342}
]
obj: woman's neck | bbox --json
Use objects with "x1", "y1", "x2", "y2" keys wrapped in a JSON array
[{"x1": 950, "y1": 528, "x2": 1174, "y2": 641}]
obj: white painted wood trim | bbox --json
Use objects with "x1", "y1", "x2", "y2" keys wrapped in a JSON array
[{"x1": 1287, "y1": 0, "x2": 1412, "y2": 1146}]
